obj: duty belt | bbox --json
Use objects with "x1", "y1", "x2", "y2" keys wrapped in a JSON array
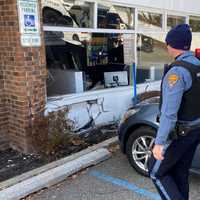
[
  {"x1": 169, "y1": 123, "x2": 200, "y2": 140},
  {"x1": 156, "y1": 114, "x2": 200, "y2": 140}
]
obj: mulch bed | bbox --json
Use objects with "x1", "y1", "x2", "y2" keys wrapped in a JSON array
[{"x1": 0, "y1": 124, "x2": 117, "y2": 183}]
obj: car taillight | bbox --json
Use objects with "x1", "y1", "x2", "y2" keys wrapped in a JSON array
[{"x1": 195, "y1": 48, "x2": 200, "y2": 59}]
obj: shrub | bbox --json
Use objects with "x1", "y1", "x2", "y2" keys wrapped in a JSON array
[{"x1": 31, "y1": 108, "x2": 86, "y2": 157}]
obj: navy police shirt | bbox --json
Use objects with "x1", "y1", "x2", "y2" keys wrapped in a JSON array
[{"x1": 155, "y1": 51, "x2": 200, "y2": 145}]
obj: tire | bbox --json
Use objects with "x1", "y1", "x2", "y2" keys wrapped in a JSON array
[{"x1": 126, "y1": 126, "x2": 156, "y2": 176}]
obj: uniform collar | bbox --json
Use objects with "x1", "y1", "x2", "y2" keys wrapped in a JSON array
[{"x1": 175, "y1": 51, "x2": 194, "y2": 61}]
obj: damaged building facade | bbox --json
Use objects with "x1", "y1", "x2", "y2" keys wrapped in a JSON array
[{"x1": 0, "y1": 0, "x2": 200, "y2": 152}]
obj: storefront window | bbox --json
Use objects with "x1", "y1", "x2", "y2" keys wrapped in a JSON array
[
  {"x1": 138, "y1": 11, "x2": 163, "y2": 29},
  {"x1": 42, "y1": 0, "x2": 94, "y2": 28},
  {"x1": 189, "y1": 16, "x2": 200, "y2": 32},
  {"x1": 137, "y1": 33, "x2": 172, "y2": 83},
  {"x1": 98, "y1": 4, "x2": 134, "y2": 29},
  {"x1": 167, "y1": 15, "x2": 185, "y2": 29},
  {"x1": 191, "y1": 34, "x2": 200, "y2": 51},
  {"x1": 45, "y1": 31, "x2": 134, "y2": 96}
]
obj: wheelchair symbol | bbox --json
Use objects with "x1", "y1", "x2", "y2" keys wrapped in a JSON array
[{"x1": 24, "y1": 15, "x2": 35, "y2": 27}]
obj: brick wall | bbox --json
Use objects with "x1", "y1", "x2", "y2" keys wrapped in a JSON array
[
  {"x1": 0, "y1": 53, "x2": 7, "y2": 139},
  {"x1": 0, "y1": 0, "x2": 47, "y2": 153}
]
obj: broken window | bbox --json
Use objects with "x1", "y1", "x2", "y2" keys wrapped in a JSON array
[
  {"x1": 42, "y1": 0, "x2": 94, "y2": 28},
  {"x1": 45, "y1": 31, "x2": 134, "y2": 96},
  {"x1": 138, "y1": 11, "x2": 163, "y2": 30},
  {"x1": 98, "y1": 3, "x2": 135, "y2": 29}
]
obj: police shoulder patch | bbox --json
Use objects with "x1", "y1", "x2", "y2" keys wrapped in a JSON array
[{"x1": 167, "y1": 74, "x2": 180, "y2": 87}]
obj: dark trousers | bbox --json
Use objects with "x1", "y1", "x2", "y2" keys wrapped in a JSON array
[{"x1": 148, "y1": 129, "x2": 200, "y2": 200}]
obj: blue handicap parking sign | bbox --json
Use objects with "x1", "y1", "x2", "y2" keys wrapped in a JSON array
[{"x1": 24, "y1": 15, "x2": 35, "y2": 27}]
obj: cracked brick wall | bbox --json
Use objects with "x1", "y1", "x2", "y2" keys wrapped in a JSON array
[{"x1": 0, "y1": 0, "x2": 47, "y2": 153}]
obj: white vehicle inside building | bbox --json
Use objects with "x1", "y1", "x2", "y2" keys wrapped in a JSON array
[{"x1": 42, "y1": 0, "x2": 200, "y2": 131}]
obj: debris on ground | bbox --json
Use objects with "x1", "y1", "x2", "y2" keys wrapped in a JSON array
[
  {"x1": 108, "y1": 143, "x2": 120, "y2": 153},
  {"x1": 0, "y1": 149, "x2": 46, "y2": 182},
  {"x1": 0, "y1": 124, "x2": 117, "y2": 183}
]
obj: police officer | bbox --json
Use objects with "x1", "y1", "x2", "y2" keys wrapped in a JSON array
[{"x1": 148, "y1": 24, "x2": 200, "y2": 200}]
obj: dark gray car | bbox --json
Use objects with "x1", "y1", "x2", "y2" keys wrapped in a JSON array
[{"x1": 118, "y1": 95, "x2": 200, "y2": 176}]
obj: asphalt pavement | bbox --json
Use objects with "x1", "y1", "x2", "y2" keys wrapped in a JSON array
[{"x1": 28, "y1": 148, "x2": 200, "y2": 200}]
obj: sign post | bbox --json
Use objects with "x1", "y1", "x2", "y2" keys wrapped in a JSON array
[
  {"x1": 132, "y1": 63, "x2": 137, "y2": 104},
  {"x1": 17, "y1": 0, "x2": 41, "y2": 47}
]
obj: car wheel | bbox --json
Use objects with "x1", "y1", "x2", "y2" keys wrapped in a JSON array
[{"x1": 126, "y1": 127, "x2": 155, "y2": 176}]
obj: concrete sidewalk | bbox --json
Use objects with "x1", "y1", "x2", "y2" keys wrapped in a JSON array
[
  {"x1": 0, "y1": 137, "x2": 118, "y2": 200},
  {"x1": 29, "y1": 150, "x2": 200, "y2": 200}
]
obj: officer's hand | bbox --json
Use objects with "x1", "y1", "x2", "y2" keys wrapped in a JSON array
[{"x1": 152, "y1": 144, "x2": 164, "y2": 160}]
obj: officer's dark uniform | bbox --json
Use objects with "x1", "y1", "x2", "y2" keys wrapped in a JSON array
[{"x1": 148, "y1": 24, "x2": 200, "y2": 200}]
